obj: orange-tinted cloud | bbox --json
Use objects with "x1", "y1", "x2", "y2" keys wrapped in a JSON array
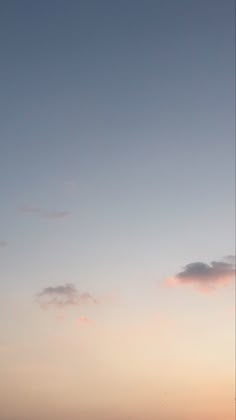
[{"x1": 165, "y1": 256, "x2": 235, "y2": 293}]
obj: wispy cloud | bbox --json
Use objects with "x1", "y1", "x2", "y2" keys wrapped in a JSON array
[
  {"x1": 19, "y1": 205, "x2": 41, "y2": 214},
  {"x1": 0, "y1": 240, "x2": 8, "y2": 248},
  {"x1": 20, "y1": 205, "x2": 71, "y2": 220},
  {"x1": 77, "y1": 316, "x2": 92, "y2": 326},
  {"x1": 36, "y1": 283, "x2": 98, "y2": 309},
  {"x1": 165, "y1": 256, "x2": 235, "y2": 293},
  {"x1": 42, "y1": 211, "x2": 71, "y2": 219}
]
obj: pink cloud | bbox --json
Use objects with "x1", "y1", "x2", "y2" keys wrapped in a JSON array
[{"x1": 77, "y1": 316, "x2": 92, "y2": 326}]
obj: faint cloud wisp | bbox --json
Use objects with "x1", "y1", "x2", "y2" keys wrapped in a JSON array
[
  {"x1": 19, "y1": 205, "x2": 41, "y2": 214},
  {"x1": 42, "y1": 211, "x2": 71, "y2": 219},
  {"x1": 20, "y1": 204, "x2": 71, "y2": 220},
  {"x1": 77, "y1": 316, "x2": 92, "y2": 326}
]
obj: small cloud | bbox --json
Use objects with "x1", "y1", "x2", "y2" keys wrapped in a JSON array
[
  {"x1": 42, "y1": 211, "x2": 71, "y2": 219},
  {"x1": 165, "y1": 256, "x2": 235, "y2": 293},
  {"x1": 36, "y1": 283, "x2": 98, "y2": 309},
  {"x1": 19, "y1": 205, "x2": 42, "y2": 214},
  {"x1": 19, "y1": 205, "x2": 71, "y2": 220},
  {"x1": 77, "y1": 316, "x2": 92, "y2": 326},
  {"x1": 0, "y1": 240, "x2": 8, "y2": 248}
]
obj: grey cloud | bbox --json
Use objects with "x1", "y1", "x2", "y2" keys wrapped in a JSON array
[
  {"x1": 167, "y1": 256, "x2": 235, "y2": 292},
  {"x1": 37, "y1": 283, "x2": 97, "y2": 309},
  {"x1": 177, "y1": 261, "x2": 235, "y2": 281}
]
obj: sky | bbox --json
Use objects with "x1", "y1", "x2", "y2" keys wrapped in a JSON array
[{"x1": 0, "y1": 1, "x2": 235, "y2": 419}]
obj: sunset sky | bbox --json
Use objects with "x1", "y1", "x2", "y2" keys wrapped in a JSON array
[{"x1": 0, "y1": 1, "x2": 235, "y2": 419}]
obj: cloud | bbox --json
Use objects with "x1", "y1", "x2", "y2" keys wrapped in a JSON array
[
  {"x1": 0, "y1": 240, "x2": 8, "y2": 248},
  {"x1": 77, "y1": 316, "x2": 92, "y2": 326},
  {"x1": 19, "y1": 205, "x2": 71, "y2": 220},
  {"x1": 42, "y1": 211, "x2": 71, "y2": 219},
  {"x1": 19, "y1": 205, "x2": 41, "y2": 213},
  {"x1": 165, "y1": 256, "x2": 235, "y2": 293},
  {"x1": 36, "y1": 283, "x2": 98, "y2": 309}
]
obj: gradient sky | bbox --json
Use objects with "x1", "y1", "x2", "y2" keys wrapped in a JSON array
[{"x1": 0, "y1": 1, "x2": 235, "y2": 419}]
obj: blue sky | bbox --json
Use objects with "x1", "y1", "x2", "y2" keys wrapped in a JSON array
[{"x1": 1, "y1": 0, "x2": 234, "y2": 294}]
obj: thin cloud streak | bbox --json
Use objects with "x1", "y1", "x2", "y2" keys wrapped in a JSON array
[
  {"x1": 19, "y1": 205, "x2": 71, "y2": 220},
  {"x1": 19, "y1": 205, "x2": 41, "y2": 213},
  {"x1": 42, "y1": 211, "x2": 71, "y2": 219}
]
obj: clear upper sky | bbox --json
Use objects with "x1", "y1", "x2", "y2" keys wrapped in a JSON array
[{"x1": 0, "y1": 1, "x2": 235, "y2": 419}]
